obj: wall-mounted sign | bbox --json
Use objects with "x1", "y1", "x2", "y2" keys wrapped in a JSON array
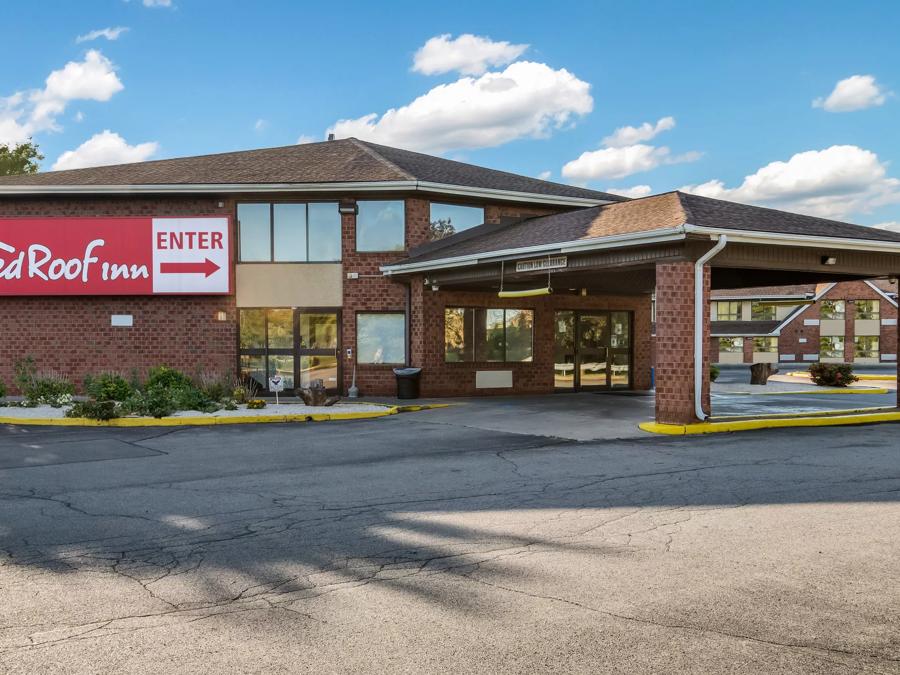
[
  {"x1": 0, "y1": 216, "x2": 231, "y2": 296},
  {"x1": 515, "y1": 256, "x2": 567, "y2": 274}
]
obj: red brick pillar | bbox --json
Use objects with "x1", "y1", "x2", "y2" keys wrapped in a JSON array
[{"x1": 655, "y1": 261, "x2": 711, "y2": 424}]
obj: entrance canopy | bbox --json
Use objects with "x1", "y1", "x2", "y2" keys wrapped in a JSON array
[{"x1": 383, "y1": 191, "x2": 900, "y2": 426}]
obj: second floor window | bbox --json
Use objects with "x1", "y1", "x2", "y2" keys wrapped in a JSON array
[
  {"x1": 356, "y1": 200, "x2": 405, "y2": 252},
  {"x1": 238, "y1": 202, "x2": 341, "y2": 262},
  {"x1": 716, "y1": 301, "x2": 740, "y2": 321},
  {"x1": 820, "y1": 299, "x2": 846, "y2": 320},
  {"x1": 855, "y1": 300, "x2": 880, "y2": 320},
  {"x1": 751, "y1": 302, "x2": 776, "y2": 321},
  {"x1": 429, "y1": 203, "x2": 485, "y2": 241}
]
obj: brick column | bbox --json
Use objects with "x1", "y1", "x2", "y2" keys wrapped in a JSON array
[{"x1": 655, "y1": 261, "x2": 711, "y2": 424}]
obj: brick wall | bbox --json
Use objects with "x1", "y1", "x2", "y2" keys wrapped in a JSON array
[
  {"x1": 777, "y1": 281, "x2": 898, "y2": 364},
  {"x1": 655, "y1": 261, "x2": 710, "y2": 424},
  {"x1": 409, "y1": 285, "x2": 652, "y2": 397},
  {"x1": 0, "y1": 196, "x2": 236, "y2": 392}
]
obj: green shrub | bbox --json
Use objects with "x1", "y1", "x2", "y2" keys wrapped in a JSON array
[
  {"x1": 197, "y1": 371, "x2": 230, "y2": 402},
  {"x1": 0, "y1": 380, "x2": 5, "y2": 399},
  {"x1": 710, "y1": 364, "x2": 720, "y2": 382},
  {"x1": 145, "y1": 366, "x2": 193, "y2": 390},
  {"x1": 84, "y1": 372, "x2": 134, "y2": 402},
  {"x1": 14, "y1": 357, "x2": 75, "y2": 406},
  {"x1": 808, "y1": 363, "x2": 858, "y2": 387},
  {"x1": 14, "y1": 356, "x2": 37, "y2": 394},
  {"x1": 246, "y1": 398, "x2": 267, "y2": 410},
  {"x1": 66, "y1": 400, "x2": 120, "y2": 421},
  {"x1": 141, "y1": 384, "x2": 178, "y2": 418}
]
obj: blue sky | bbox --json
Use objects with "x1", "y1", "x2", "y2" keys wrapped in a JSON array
[{"x1": 2, "y1": 1, "x2": 899, "y2": 228}]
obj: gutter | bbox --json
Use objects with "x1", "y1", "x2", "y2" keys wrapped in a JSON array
[
  {"x1": 682, "y1": 224, "x2": 900, "y2": 254},
  {"x1": 0, "y1": 179, "x2": 613, "y2": 208},
  {"x1": 695, "y1": 235, "x2": 727, "y2": 421}
]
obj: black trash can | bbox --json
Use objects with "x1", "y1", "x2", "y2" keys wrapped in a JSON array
[{"x1": 393, "y1": 367, "x2": 422, "y2": 399}]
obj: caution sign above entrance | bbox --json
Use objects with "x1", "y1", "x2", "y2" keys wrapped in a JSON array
[{"x1": 0, "y1": 216, "x2": 232, "y2": 296}]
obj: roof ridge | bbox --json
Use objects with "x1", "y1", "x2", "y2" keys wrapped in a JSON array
[
  {"x1": 349, "y1": 138, "x2": 416, "y2": 181},
  {"x1": 674, "y1": 190, "x2": 695, "y2": 225}
]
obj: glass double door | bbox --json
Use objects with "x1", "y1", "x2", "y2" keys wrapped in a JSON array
[
  {"x1": 296, "y1": 311, "x2": 340, "y2": 392},
  {"x1": 554, "y1": 311, "x2": 632, "y2": 390}
]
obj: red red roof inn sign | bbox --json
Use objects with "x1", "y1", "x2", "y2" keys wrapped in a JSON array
[{"x1": 0, "y1": 217, "x2": 232, "y2": 295}]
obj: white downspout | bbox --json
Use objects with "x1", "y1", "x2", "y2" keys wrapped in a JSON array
[{"x1": 694, "y1": 235, "x2": 728, "y2": 421}]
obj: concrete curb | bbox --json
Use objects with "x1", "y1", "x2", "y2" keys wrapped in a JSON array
[{"x1": 640, "y1": 410, "x2": 900, "y2": 435}]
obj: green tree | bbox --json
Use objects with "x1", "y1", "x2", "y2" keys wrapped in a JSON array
[{"x1": 0, "y1": 140, "x2": 43, "y2": 176}]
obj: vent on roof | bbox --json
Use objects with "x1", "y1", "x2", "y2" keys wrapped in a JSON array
[{"x1": 327, "y1": 133, "x2": 335, "y2": 141}]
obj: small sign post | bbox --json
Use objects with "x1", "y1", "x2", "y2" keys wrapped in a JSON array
[{"x1": 268, "y1": 375, "x2": 285, "y2": 406}]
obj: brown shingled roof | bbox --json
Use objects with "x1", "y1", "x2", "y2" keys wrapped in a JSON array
[
  {"x1": 396, "y1": 191, "x2": 900, "y2": 267},
  {"x1": 0, "y1": 138, "x2": 623, "y2": 202}
]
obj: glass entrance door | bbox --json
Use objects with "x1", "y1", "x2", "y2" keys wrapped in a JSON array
[
  {"x1": 297, "y1": 311, "x2": 340, "y2": 392},
  {"x1": 553, "y1": 310, "x2": 632, "y2": 390}
]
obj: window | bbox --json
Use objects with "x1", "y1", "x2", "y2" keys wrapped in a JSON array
[
  {"x1": 855, "y1": 335, "x2": 879, "y2": 359},
  {"x1": 429, "y1": 203, "x2": 485, "y2": 241},
  {"x1": 753, "y1": 337, "x2": 778, "y2": 353},
  {"x1": 716, "y1": 301, "x2": 740, "y2": 321},
  {"x1": 237, "y1": 202, "x2": 341, "y2": 262},
  {"x1": 855, "y1": 300, "x2": 880, "y2": 320},
  {"x1": 751, "y1": 302, "x2": 776, "y2": 321},
  {"x1": 356, "y1": 200, "x2": 405, "y2": 252},
  {"x1": 239, "y1": 308, "x2": 295, "y2": 390},
  {"x1": 443, "y1": 308, "x2": 534, "y2": 362},
  {"x1": 718, "y1": 337, "x2": 743, "y2": 353},
  {"x1": 820, "y1": 336, "x2": 845, "y2": 359},
  {"x1": 357, "y1": 313, "x2": 406, "y2": 364},
  {"x1": 820, "y1": 299, "x2": 845, "y2": 320}
]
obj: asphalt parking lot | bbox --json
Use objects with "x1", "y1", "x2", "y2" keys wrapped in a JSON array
[{"x1": 1, "y1": 414, "x2": 899, "y2": 673}]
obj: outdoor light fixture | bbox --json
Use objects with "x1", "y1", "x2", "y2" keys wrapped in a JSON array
[
  {"x1": 215, "y1": 311, "x2": 227, "y2": 321},
  {"x1": 822, "y1": 256, "x2": 838, "y2": 265}
]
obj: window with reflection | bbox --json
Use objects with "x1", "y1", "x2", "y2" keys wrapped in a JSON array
[
  {"x1": 820, "y1": 336, "x2": 844, "y2": 359},
  {"x1": 716, "y1": 301, "x2": 740, "y2": 321},
  {"x1": 238, "y1": 202, "x2": 341, "y2": 262},
  {"x1": 444, "y1": 308, "x2": 533, "y2": 362},
  {"x1": 239, "y1": 308, "x2": 295, "y2": 390},
  {"x1": 855, "y1": 300, "x2": 880, "y2": 320},
  {"x1": 855, "y1": 335, "x2": 879, "y2": 359},
  {"x1": 429, "y1": 203, "x2": 485, "y2": 240},
  {"x1": 753, "y1": 337, "x2": 778, "y2": 353},
  {"x1": 751, "y1": 302, "x2": 776, "y2": 321},
  {"x1": 820, "y1": 300, "x2": 846, "y2": 320},
  {"x1": 719, "y1": 337, "x2": 744, "y2": 353},
  {"x1": 356, "y1": 200, "x2": 405, "y2": 252},
  {"x1": 357, "y1": 313, "x2": 406, "y2": 364}
]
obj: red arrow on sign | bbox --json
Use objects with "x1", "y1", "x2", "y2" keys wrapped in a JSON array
[{"x1": 159, "y1": 258, "x2": 221, "y2": 278}]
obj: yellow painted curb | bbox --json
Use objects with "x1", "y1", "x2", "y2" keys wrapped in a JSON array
[
  {"x1": 788, "y1": 371, "x2": 897, "y2": 381},
  {"x1": 724, "y1": 387, "x2": 890, "y2": 396},
  {"x1": 640, "y1": 411, "x2": 900, "y2": 435},
  {"x1": 0, "y1": 407, "x2": 400, "y2": 427}
]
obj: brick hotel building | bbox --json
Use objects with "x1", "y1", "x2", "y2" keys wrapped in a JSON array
[{"x1": 1, "y1": 138, "x2": 899, "y2": 424}]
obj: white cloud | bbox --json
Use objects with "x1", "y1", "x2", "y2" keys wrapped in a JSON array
[
  {"x1": 0, "y1": 50, "x2": 124, "y2": 145},
  {"x1": 813, "y1": 75, "x2": 889, "y2": 112},
  {"x1": 602, "y1": 116, "x2": 675, "y2": 148},
  {"x1": 296, "y1": 134, "x2": 316, "y2": 144},
  {"x1": 562, "y1": 116, "x2": 698, "y2": 182},
  {"x1": 76, "y1": 26, "x2": 129, "y2": 43},
  {"x1": 74, "y1": 111, "x2": 85, "y2": 122},
  {"x1": 52, "y1": 130, "x2": 158, "y2": 170},
  {"x1": 680, "y1": 145, "x2": 900, "y2": 220},
  {"x1": 537, "y1": 170, "x2": 551, "y2": 180},
  {"x1": 412, "y1": 33, "x2": 528, "y2": 76},
  {"x1": 606, "y1": 185, "x2": 652, "y2": 199},
  {"x1": 873, "y1": 221, "x2": 900, "y2": 232},
  {"x1": 143, "y1": 0, "x2": 172, "y2": 6},
  {"x1": 254, "y1": 118, "x2": 267, "y2": 132},
  {"x1": 328, "y1": 61, "x2": 592, "y2": 154}
]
